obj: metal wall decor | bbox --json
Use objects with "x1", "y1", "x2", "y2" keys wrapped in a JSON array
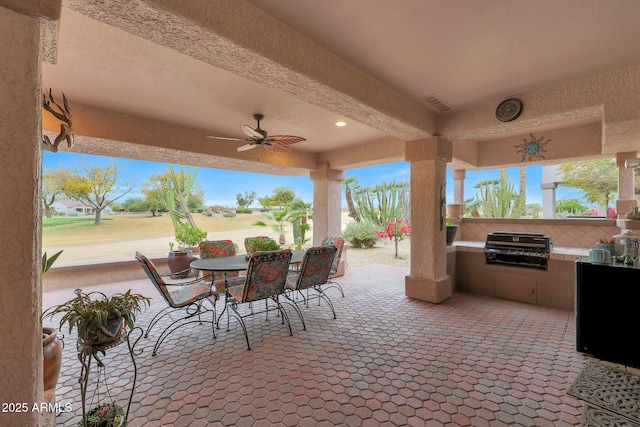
[
  {"x1": 515, "y1": 133, "x2": 551, "y2": 161},
  {"x1": 496, "y1": 98, "x2": 523, "y2": 122},
  {"x1": 42, "y1": 88, "x2": 74, "y2": 152}
]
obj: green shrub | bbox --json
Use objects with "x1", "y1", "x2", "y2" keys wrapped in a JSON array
[
  {"x1": 343, "y1": 221, "x2": 380, "y2": 248},
  {"x1": 235, "y1": 208, "x2": 253, "y2": 214},
  {"x1": 246, "y1": 238, "x2": 281, "y2": 252},
  {"x1": 222, "y1": 211, "x2": 236, "y2": 218}
]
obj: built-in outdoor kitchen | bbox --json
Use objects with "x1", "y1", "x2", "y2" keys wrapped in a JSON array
[{"x1": 446, "y1": 217, "x2": 621, "y2": 311}]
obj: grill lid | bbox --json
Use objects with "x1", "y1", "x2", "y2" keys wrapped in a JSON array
[{"x1": 485, "y1": 231, "x2": 552, "y2": 252}]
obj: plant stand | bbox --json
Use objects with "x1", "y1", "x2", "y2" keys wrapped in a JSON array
[{"x1": 77, "y1": 327, "x2": 143, "y2": 427}]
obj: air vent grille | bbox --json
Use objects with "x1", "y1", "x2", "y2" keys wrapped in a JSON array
[{"x1": 419, "y1": 94, "x2": 452, "y2": 112}]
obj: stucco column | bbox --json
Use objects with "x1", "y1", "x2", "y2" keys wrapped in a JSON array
[
  {"x1": 404, "y1": 137, "x2": 452, "y2": 303},
  {"x1": 0, "y1": 2, "x2": 59, "y2": 426},
  {"x1": 617, "y1": 151, "x2": 637, "y2": 217},
  {"x1": 540, "y1": 182, "x2": 558, "y2": 219},
  {"x1": 452, "y1": 169, "x2": 465, "y2": 204},
  {"x1": 310, "y1": 163, "x2": 344, "y2": 245}
]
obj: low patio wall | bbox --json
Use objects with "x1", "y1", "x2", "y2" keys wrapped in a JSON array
[
  {"x1": 43, "y1": 253, "x2": 348, "y2": 293},
  {"x1": 42, "y1": 257, "x2": 168, "y2": 292}
]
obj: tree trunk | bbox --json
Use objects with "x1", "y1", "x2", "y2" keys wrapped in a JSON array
[
  {"x1": 520, "y1": 166, "x2": 527, "y2": 216},
  {"x1": 345, "y1": 189, "x2": 359, "y2": 222},
  {"x1": 94, "y1": 208, "x2": 102, "y2": 225}
]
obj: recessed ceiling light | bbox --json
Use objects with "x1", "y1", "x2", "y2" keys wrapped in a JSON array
[{"x1": 336, "y1": 121, "x2": 347, "y2": 127}]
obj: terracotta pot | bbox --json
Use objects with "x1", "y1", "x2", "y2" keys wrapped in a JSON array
[
  {"x1": 446, "y1": 203, "x2": 464, "y2": 219},
  {"x1": 167, "y1": 250, "x2": 196, "y2": 279},
  {"x1": 42, "y1": 327, "x2": 62, "y2": 391}
]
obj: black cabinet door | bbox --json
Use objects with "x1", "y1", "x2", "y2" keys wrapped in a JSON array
[{"x1": 576, "y1": 261, "x2": 640, "y2": 368}]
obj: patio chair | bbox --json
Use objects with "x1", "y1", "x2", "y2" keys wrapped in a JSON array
[
  {"x1": 321, "y1": 236, "x2": 346, "y2": 297},
  {"x1": 199, "y1": 240, "x2": 239, "y2": 293},
  {"x1": 244, "y1": 236, "x2": 271, "y2": 253},
  {"x1": 222, "y1": 249, "x2": 294, "y2": 350},
  {"x1": 135, "y1": 252, "x2": 219, "y2": 356},
  {"x1": 285, "y1": 245, "x2": 338, "y2": 323}
]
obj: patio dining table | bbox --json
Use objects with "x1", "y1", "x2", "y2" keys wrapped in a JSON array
[{"x1": 190, "y1": 249, "x2": 306, "y2": 273}]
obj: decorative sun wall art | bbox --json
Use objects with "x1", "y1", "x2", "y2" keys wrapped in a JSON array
[{"x1": 515, "y1": 133, "x2": 551, "y2": 161}]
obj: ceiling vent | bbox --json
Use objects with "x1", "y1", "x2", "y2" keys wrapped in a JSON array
[{"x1": 418, "y1": 94, "x2": 452, "y2": 113}]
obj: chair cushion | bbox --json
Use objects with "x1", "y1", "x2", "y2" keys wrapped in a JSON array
[{"x1": 168, "y1": 283, "x2": 218, "y2": 307}]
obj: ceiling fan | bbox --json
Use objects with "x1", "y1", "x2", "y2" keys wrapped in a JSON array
[{"x1": 206, "y1": 113, "x2": 305, "y2": 153}]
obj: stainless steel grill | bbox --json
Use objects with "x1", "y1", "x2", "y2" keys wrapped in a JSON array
[{"x1": 484, "y1": 232, "x2": 553, "y2": 270}]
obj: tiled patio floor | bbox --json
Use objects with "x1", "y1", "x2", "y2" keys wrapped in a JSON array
[{"x1": 44, "y1": 264, "x2": 592, "y2": 426}]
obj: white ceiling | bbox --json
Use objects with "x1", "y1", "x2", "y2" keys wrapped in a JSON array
[{"x1": 40, "y1": 0, "x2": 640, "y2": 169}]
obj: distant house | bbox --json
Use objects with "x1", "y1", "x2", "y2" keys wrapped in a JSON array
[{"x1": 50, "y1": 200, "x2": 112, "y2": 216}]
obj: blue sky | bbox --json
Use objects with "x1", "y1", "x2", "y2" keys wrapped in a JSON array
[{"x1": 43, "y1": 151, "x2": 589, "y2": 208}]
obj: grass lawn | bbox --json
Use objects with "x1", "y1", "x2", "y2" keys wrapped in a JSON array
[{"x1": 42, "y1": 212, "x2": 270, "y2": 247}]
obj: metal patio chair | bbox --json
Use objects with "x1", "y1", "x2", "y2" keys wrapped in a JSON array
[
  {"x1": 320, "y1": 236, "x2": 345, "y2": 297},
  {"x1": 199, "y1": 239, "x2": 239, "y2": 293},
  {"x1": 285, "y1": 245, "x2": 338, "y2": 323},
  {"x1": 135, "y1": 252, "x2": 219, "y2": 356},
  {"x1": 221, "y1": 249, "x2": 294, "y2": 350}
]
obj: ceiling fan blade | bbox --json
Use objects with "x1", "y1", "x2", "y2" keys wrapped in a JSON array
[
  {"x1": 206, "y1": 135, "x2": 246, "y2": 141},
  {"x1": 241, "y1": 124, "x2": 263, "y2": 140},
  {"x1": 264, "y1": 142, "x2": 292, "y2": 153},
  {"x1": 269, "y1": 135, "x2": 306, "y2": 146},
  {"x1": 237, "y1": 143, "x2": 257, "y2": 152}
]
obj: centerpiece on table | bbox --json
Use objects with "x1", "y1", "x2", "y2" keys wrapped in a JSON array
[{"x1": 245, "y1": 238, "x2": 281, "y2": 259}]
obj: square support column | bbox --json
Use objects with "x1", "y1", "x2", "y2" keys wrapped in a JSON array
[
  {"x1": 617, "y1": 151, "x2": 638, "y2": 217},
  {"x1": 310, "y1": 163, "x2": 344, "y2": 245},
  {"x1": 0, "y1": 4, "x2": 55, "y2": 426},
  {"x1": 404, "y1": 137, "x2": 452, "y2": 303},
  {"x1": 452, "y1": 169, "x2": 465, "y2": 204}
]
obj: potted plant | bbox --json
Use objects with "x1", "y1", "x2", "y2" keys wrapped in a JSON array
[
  {"x1": 446, "y1": 220, "x2": 458, "y2": 246},
  {"x1": 42, "y1": 289, "x2": 150, "y2": 348},
  {"x1": 174, "y1": 223, "x2": 207, "y2": 252},
  {"x1": 42, "y1": 250, "x2": 64, "y2": 391},
  {"x1": 168, "y1": 223, "x2": 207, "y2": 278},
  {"x1": 79, "y1": 402, "x2": 124, "y2": 427}
]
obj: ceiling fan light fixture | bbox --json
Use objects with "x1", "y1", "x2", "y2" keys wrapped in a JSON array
[{"x1": 206, "y1": 113, "x2": 305, "y2": 153}]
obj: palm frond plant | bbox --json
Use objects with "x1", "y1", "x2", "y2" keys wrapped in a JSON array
[
  {"x1": 42, "y1": 289, "x2": 150, "y2": 345},
  {"x1": 42, "y1": 250, "x2": 64, "y2": 274}
]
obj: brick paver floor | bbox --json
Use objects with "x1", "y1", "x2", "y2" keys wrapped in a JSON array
[{"x1": 44, "y1": 264, "x2": 591, "y2": 426}]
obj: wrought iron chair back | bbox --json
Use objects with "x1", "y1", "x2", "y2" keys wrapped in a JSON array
[
  {"x1": 222, "y1": 249, "x2": 295, "y2": 350},
  {"x1": 320, "y1": 236, "x2": 346, "y2": 297},
  {"x1": 285, "y1": 245, "x2": 338, "y2": 321},
  {"x1": 199, "y1": 239, "x2": 237, "y2": 292},
  {"x1": 135, "y1": 251, "x2": 218, "y2": 356},
  {"x1": 293, "y1": 245, "x2": 337, "y2": 291}
]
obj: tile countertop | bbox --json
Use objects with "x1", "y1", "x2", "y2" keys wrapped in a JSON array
[{"x1": 450, "y1": 240, "x2": 590, "y2": 261}]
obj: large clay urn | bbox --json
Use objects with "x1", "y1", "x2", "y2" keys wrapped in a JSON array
[
  {"x1": 167, "y1": 250, "x2": 196, "y2": 279},
  {"x1": 42, "y1": 327, "x2": 62, "y2": 391}
]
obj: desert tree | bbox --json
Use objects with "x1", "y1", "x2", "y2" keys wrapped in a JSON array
[
  {"x1": 64, "y1": 163, "x2": 133, "y2": 225},
  {"x1": 42, "y1": 167, "x2": 72, "y2": 218}
]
